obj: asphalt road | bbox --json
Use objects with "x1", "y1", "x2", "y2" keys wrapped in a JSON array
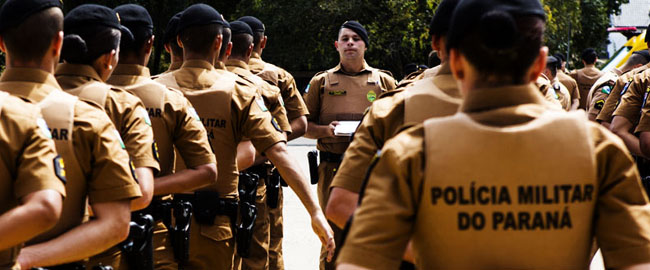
[{"x1": 281, "y1": 138, "x2": 606, "y2": 270}]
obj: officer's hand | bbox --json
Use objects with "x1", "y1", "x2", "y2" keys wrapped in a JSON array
[
  {"x1": 327, "y1": 121, "x2": 340, "y2": 138},
  {"x1": 311, "y1": 211, "x2": 336, "y2": 262}
]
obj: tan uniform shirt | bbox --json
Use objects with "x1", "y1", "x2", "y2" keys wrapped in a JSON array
[
  {"x1": 338, "y1": 84, "x2": 650, "y2": 270},
  {"x1": 550, "y1": 77, "x2": 572, "y2": 111},
  {"x1": 249, "y1": 52, "x2": 309, "y2": 121},
  {"x1": 331, "y1": 62, "x2": 460, "y2": 193},
  {"x1": 597, "y1": 63, "x2": 650, "y2": 123},
  {"x1": 0, "y1": 68, "x2": 141, "y2": 244},
  {"x1": 154, "y1": 60, "x2": 285, "y2": 198},
  {"x1": 586, "y1": 69, "x2": 622, "y2": 120},
  {"x1": 226, "y1": 59, "x2": 291, "y2": 133},
  {"x1": 55, "y1": 63, "x2": 159, "y2": 172},
  {"x1": 107, "y1": 64, "x2": 215, "y2": 176},
  {"x1": 570, "y1": 66, "x2": 603, "y2": 109},
  {"x1": 536, "y1": 74, "x2": 563, "y2": 109},
  {"x1": 0, "y1": 91, "x2": 66, "y2": 268},
  {"x1": 612, "y1": 68, "x2": 650, "y2": 128},
  {"x1": 557, "y1": 71, "x2": 579, "y2": 102},
  {"x1": 304, "y1": 62, "x2": 397, "y2": 154}
]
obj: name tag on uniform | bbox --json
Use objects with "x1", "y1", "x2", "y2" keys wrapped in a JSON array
[{"x1": 328, "y1": 90, "x2": 347, "y2": 96}]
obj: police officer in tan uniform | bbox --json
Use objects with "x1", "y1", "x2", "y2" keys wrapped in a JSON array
[
  {"x1": 153, "y1": 4, "x2": 333, "y2": 269},
  {"x1": 0, "y1": 85, "x2": 65, "y2": 270},
  {"x1": 608, "y1": 67, "x2": 650, "y2": 158},
  {"x1": 570, "y1": 48, "x2": 603, "y2": 110},
  {"x1": 542, "y1": 56, "x2": 572, "y2": 111},
  {"x1": 107, "y1": 4, "x2": 218, "y2": 269},
  {"x1": 0, "y1": 1, "x2": 142, "y2": 268},
  {"x1": 586, "y1": 51, "x2": 650, "y2": 121},
  {"x1": 53, "y1": 4, "x2": 157, "y2": 268},
  {"x1": 225, "y1": 21, "x2": 290, "y2": 270},
  {"x1": 554, "y1": 53, "x2": 580, "y2": 110},
  {"x1": 238, "y1": 16, "x2": 312, "y2": 270},
  {"x1": 596, "y1": 64, "x2": 650, "y2": 129},
  {"x1": 304, "y1": 20, "x2": 396, "y2": 270},
  {"x1": 337, "y1": 0, "x2": 650, "y2": 269},
  {"x1": 161, "y1": 12, "x2": 184, "y2": 75},
  {"x1": 327, "y1": 2, "x2": 461, "y2": 268}
]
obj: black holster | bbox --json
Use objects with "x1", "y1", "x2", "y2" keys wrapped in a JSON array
[
  {"x1": 308, "y1": 150, "x2": 319, "y2": 184},
  {"x1": 170, "y1": 199, "x2": 192, "y2": 266},
  {"x1": 267, "y1": 168, "x2": 281, "y2": 209},
  {"x1": 237, "y1": 172, "x2": 259, "y2": 258},
  {"x1": 33, "y1": 263, "x2": 111, "y2": 270},
  {"x1": 120, "y1": 213, "x2": 154, "y2": 270}
]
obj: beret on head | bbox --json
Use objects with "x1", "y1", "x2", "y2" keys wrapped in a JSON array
[
  {"x1": 429, "y1": 0, "x2": 459, "y2": 37},
  {"x1": 546, "y1": 56, "x2": 558, "y2": 65},
  {"x1": 238, "y1": 16, "x2": 265, "y2": 33},
  {"x1": 223, "y1": 20, "x2": 231, "y2": 29},
  {"x1": 163, "y1": 11, "x2": 182, "y2": 44},
  {"x1": 177, "y1": 4, "x2": 225, "y2": 33},
  {"x1": 553, "y1": 53, "x2": 566, "y2": 62},
  {"x1": 0, "y1": 0, "x2": 62, "y2": 33},
  {"x1": 341, "y1": 20, "x2": 369, "y2": 47},
  {"x1": 447, "y1": 0, "x2": 546, "y2": 51},
  {"x1": 114, "y1": 4, "x2": 153, "y2": 31},
  {"x1": 65, "y1": 4, "x2": 133, "y2": 41},
  {"x1": 230, "y1": 20, "x2": 253, "y2": 36}
]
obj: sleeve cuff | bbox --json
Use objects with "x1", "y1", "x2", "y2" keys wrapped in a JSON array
[
  {"x1": 330, "y1": 172, "x2": 365, "y2": 193},
  {"x1": 602, "y1": 244, "x2": 650, "y2": 269},
  {"x1": 133, "y1": 158, "x2": 161, "y2": 174},
  {"x1": 88, "y1": 183, "x2": 142, "y2": 204},
  {"x1": 337, "y1": 244, "x2": 404, "y2": 270}
]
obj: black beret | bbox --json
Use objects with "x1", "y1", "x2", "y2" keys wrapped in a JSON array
[
  {"x1": 546, "y1": 56, "x2": 558, "y2": 65},
  {"x1": 553, "y1": 53, "x2": 566, "y2": 62},
  {"x1": 114, "y1": 4, "x2": 153, "y2": 31},
  {"x1": 633, "y1": 50, "x2": 650, "y2": 62},
  {"x1": 163, "y1": 11, "x2": 182, "y2": 45},
  {"x1": 177, "y1": 4, "x2": 225, "y2": 33},
  {"x1": 429, "y1": 0, "x2": 459, "y2": 37},
  {"x1": 230, "y1": 21, "x2": 253, "y2": 36},
  {"x1": 341, "y1": 20, "x2": 369, "y2": 47},
  {"x1": 65, "y1": 4, "x2": 133, "y2": 40},
  {"x1": 223, "y1": 20, "x2": 231, "y2": 29},
  {"x1": 238, "y1": 16, "x2": 265, "y2": 33},
  {"x1": 447, "y1": 0, "x2": 546, "y2": 50},
  {"x1": 0, "y1": 0, "x2": 62, "y2": 33}
]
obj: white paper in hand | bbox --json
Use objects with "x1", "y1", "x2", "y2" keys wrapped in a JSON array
[{"x1": 334, "y1": 121, "x2": 361, "y2": 137}]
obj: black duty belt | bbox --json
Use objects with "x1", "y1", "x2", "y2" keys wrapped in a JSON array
[{"x1": 320, "y1": 151, "x2": 344, "y2": 163}]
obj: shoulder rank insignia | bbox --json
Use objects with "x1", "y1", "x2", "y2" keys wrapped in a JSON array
[
  {"x1": 328, "y1": 90, "x2": 347, "y2": 96},
  {"x1": 53, "y1": 155, "x2": 66, "y2": 184},
  {"x1": 595, "y1": 99, "x2": 605, "y2": 110},
  {"x1": 152, "y1": 142, "x2": 160, "y2": 162},
  {"x1": 129, "y1": 159, "x2": 138, "y2": 183},
  {"x1": 271, "y1": 117, "x2": 282, "y2": 132}
]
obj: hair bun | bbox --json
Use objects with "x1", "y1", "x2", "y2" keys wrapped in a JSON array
[
  {"x1": 61, "y1": 34, "x2": 88, "y2": 63},
  {"x1": 479, "y1": 10, "x2": 517, "y2": 50}
]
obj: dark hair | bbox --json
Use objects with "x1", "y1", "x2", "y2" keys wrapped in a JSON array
[
  {"x1": 61, "y1": 26, "x2": 121, "y2": 64},
  {"x1": 120, "y1": 24, "x2": 153, "y2": 55},
  {"x1": 179, "y1": 23, "x2": 222, "y2": 55},
  {"x1": 627, "y1": 51, "x2": 650, "y2": 67},
  {"x1": 2, "y1": 7, "x2": 62, "y2": 63},
  {"x1": 220, "y1": 27, "x2": 231, "y2": 58},
  {"x1": 456, "y1": 14, "x2": 545, "y2": 85},
  {"x1": 252, "y1": 31, "x2": 264, "y2": 49},
  {"x1": 546, "y1": 59, "x2": 557, "y2": 77},
  {"x1": 581, "y1": 48, "x2": 597, "y2": 64},
  {"x1": 230, "y1": 33, "x2": 253, "y2": 58}
]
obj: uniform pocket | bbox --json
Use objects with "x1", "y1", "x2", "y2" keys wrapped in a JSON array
[{"x1": 199, "y1": 215, "x2": 233, "y2": 242}]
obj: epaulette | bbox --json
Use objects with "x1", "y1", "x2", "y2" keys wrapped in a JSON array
[
  {"x1": 377, "y1": 87, "x2": 405, "y2": 100},
  {"x1": 396, "y1": 69, "x2": 425, "y2": 88},
  {"x1": 378, "y1": 69, "x2": 394, "y2": 78}
]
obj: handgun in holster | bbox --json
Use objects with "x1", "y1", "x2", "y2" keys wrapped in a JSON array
[
  {"x1": 266, "y1": 167, "x2": 281, "y2": 209},
  {"x1": 120, "y1": 212, "x2": 155, "y2": 270},
  {"x1": 308, "y1": 150, "x2": 319, "y2": 184},
  {"x1": 170, "y1": 199, "x2": 192, "y2": 266},
  {"x1": 635, "y1": 156, "x2": 650, "y2": 196},
  {"x1": 236, "y1": 172, "x2": 259, "y2": 258}
]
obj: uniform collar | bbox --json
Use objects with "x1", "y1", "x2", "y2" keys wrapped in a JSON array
[
  {"x1": 111, "y1": 64, "x2": 150, "y2": 77},
  {"x1": 333, "y1": 61, "x2": 372, "y2": 75},
  {"x1": 168, "y1": 61, "x2": 183, "y2": 72},
  {"x1": 214, "y1": 61, "x2": 227, "y2": 70},
  {"x1": 55, "y1": 63, "x2": 103, "y2": 82},
  {"x1": 461, "y1": 84, "x2": 547, "y2": 114},
  {"x1": 225, "y1": 59, "x2": 250, "y2": 71},
  {"x1": 437, "y1": 62, "x2": 451, "y2": 75},
  {"x1": 251, "y1": 51, "x2": 262, "y2": 60},
  {"x1": 181, "y1": 59, "x2": 215, "y2": 70},
  {"x1": 0, "y1": 68, "x2": 63, "y2": 102}
]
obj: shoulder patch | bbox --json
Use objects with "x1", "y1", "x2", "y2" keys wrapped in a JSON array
[
  {"x1": 152, "y1": 141, "x2": 160, "y2": 162},
  {"x1": 379, "y1": 69, "x2": 394, "y2": 78},
  {"x1": 113, "y1": 129, "x2": 126, "y2": 149},
  {"x1": 139, "y1": 107, "x2": 152, "y2": 126},
  {"x1": 271, "y1": 117, "x2": 282, "y2": 132},
  {"x1": 37, "y1": 117, "x2": 52, "y2": 139},
  {"x1": 601, "y1": 85, "x2": 611, "y2": 95},
  {"x1": 255, "y1": 96, "x2": 268, "y2": 112},
  {"x1": 304, "y1": 83, "x2": 311, "y2": 94},
  {"x1": 53, "y1": 155, "x2": 66, "y2": 184},
  {"x1": 367, "y1": 90, "x2": 377, "y2": 102},
  {"x1": 129, "y1": 159, "x2": 138, "y2": 183},
  {"x1": 594, "y1": 99, "x2": 605, "y2": 110},
  {"x1": 188, "y1": 107, "x2": 201, "y2": 122}
]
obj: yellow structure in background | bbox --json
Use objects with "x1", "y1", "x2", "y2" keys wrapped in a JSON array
[{"x1": 603, "y1": 30, "x2": 648, "y2": 71}]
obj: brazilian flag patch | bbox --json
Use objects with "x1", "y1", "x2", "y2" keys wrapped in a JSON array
[
  {"x1": 601, "y1": 86, "x2": 611, "y2": 95},
  {"x1": 152, "y1": 141, "x2": 160, "y2": 162},
  {"x1": 53, "y1": 156, "x2": 66, "y2": 184}
]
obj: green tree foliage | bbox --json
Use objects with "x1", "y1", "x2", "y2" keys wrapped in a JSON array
[{"x1": 542, "y1": 0, "x2": 629, "y2": 69}]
